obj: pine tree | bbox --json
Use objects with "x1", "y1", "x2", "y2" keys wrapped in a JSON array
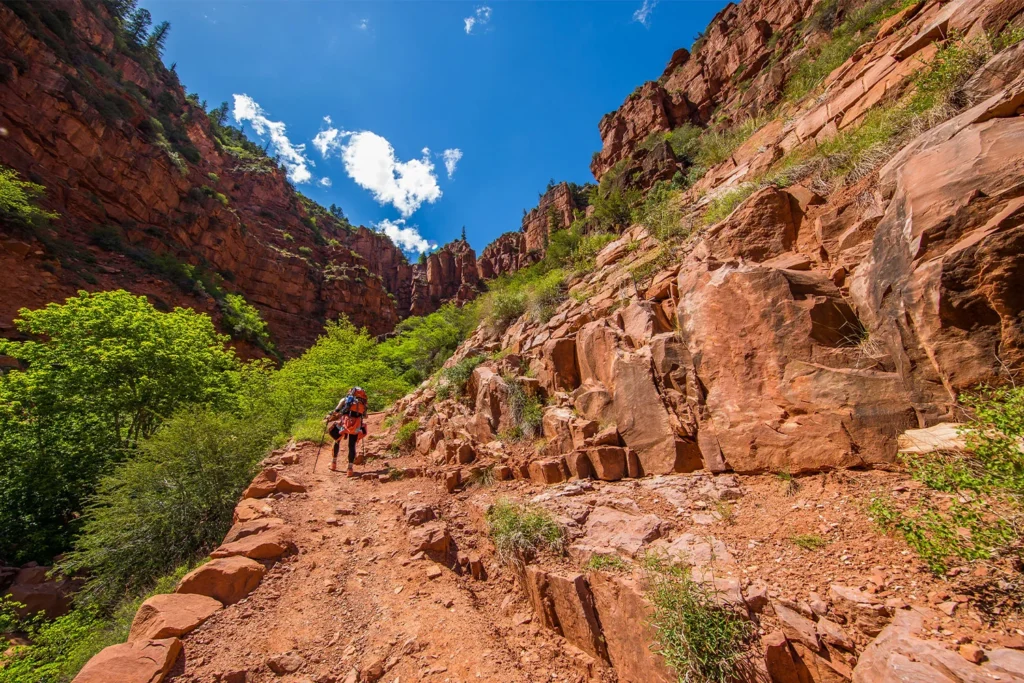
[
  {"x1": 460, "y1": 226, "x2": 467, "y2": 241},
  {"x1": 104, "y1": 0, "x2": 138, "y2": 23},
  {"x1": 146, "y1": 21, "x2": 171, "y2": 57},
  {"x1": 125, "y1": 8, "x2": 151, "y2": 46}
]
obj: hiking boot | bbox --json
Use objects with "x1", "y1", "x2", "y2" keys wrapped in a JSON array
[
  {"x1": 346, "y1": 468, "x2": 356, "y2": 478},
  {"x1": 329, "y1": 461, "x2": 337, "y2": 472}
]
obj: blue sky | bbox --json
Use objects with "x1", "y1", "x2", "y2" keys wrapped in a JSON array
[{"x1": 146, "y1": 0, "x2": 723, "y2": 254}]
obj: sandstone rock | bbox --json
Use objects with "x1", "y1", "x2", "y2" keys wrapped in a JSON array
[
  {"x1": 773, "y1": 601, "x2": 822, "y2": 652},
  {"x1": 243, "y1": 469, "x2": 306, "y2": 499},
  {"x1": 586, "y1": 446, "x2": 628, "y2": 481},
  {"x1": 703, "y1": 186, "x2": 797, "y2": 262},
  {"x1": 763, "y1": 630, "x2": 811, "y2": 683},
  {"x1": 267, "y1": 652, "x2": 305, "y2": 675},
  {"x1": 529, "y1": 458, "x2": 568, "y2": 485},
  {"x1": 4, "y1": 565, "x2": 73, "y2": 619},
  {"x1": 210, "y1": 526, "x2": 296, "y2": 561},
  {"x1": 408, "y1": 522, "x2": 451, "y2": 560},
  {"x1": 128, "y1": 593, "x2": 222, "y2": 642},
  {"x1": 404, "y1": 504, "x2": 436, "y2": 526},
  {"x1": 829, "y1": 584, "x2": 892, "y2": 637},
  {"x1": 523, "y1": 567, "x2": 608, "y2": 662},
  {"x1": 416, "y1": 429, "x2": 442, "y2": 455},
  {"x1": 583, "y1": 506, "x2": 665, "y2": 557},
  {"x1": 542, "y1": 407, "x2": 576, "y2": 456},
  {"x1": 233, "y1": 499, "x2": 274, "y2": 524},
  {"x1": 852, "y1": 607, "x2": 1024, "y2": 682},
  {"x1": 221, "y1": 517, "x2": 287, "y2": 545},
  {"x1": 589, "y1": 571, "x2": 675, "y2": 683},
  {"x1": 816, "y1": 618, "x2": 855, "y2": 652},
  {"x1": 176, "y1": 557, "x2": 265, "y2": 605},
  {"x1": 565, "y1": 450, "x2": 595, "y2": 480},
  {"x1": 72, "y1": 638, "x2": 181, "y2": 683},
  {"x1": 535, "y1": 337, "x2": 580, "y2": 392}
]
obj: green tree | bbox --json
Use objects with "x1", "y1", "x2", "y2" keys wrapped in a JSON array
[
  {"x1": 0, "y1": 165, "x2": 58, "y2": 229},
  {"x1": 0, "y1": 291, "x2": 239, "y2": 563},
  {"x1": 124, "y1": 7, "x2": 151, "y2": 46},
  {"x1": 145, "y1": 20, "x2": 170, "y2": 57}
]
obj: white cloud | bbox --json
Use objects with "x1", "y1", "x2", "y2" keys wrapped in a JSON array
[
  {"x1": 314, "y1": 120, "x2": 443, "y2": 217},
  {"x1": 375, "y1": 218, "x2": 437, "y2": 255},
  {"x1": 633, "y1": 0, "x2": 659, "y2": 27},
  {"x1": 464, "y1": 6, "x2": 492, "y2": 34},
  {"x1": 357, "y1": 18, "x2": 369, "y2": 30},
  {"x1": 318, "y1": 177, "x2": 332, "y2": 187},
  {"x1": 232, "y1": 94, "x2": 313, "y2": 184},
  {"x1": 442, "y1": 148, "x2": 462, "y2": 179}
]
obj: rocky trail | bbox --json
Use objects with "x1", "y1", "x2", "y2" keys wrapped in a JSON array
[{"x1": 160, "y1": 415, "x2": 598, "y2": 683}]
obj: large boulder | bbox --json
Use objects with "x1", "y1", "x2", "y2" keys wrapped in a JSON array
[
  {"x1": 72, "y1": 637, "x2": 181, "y2": 683},
  {"x1": 176, "y1": 557, "x2": 265, "y2": 605},
  {"x1": 851, "y1": 111, "x2": 1024, "y2": 395},
  {"x1": 210, "y1": 525, "x2": 296, "y2": 561},
  {"x1": 678, "y1": 263, "x2": 917, "y2": 473},
  {"x1": 702, "y1": 186, "x2": 797, "y2": 262},
  {"x1": 242, "y1": 468, "x2": 306, "y2": 499},
  {"x1": 580, "y1": 506, "x2": 665, "y2": 557},
  {"x1": 233, "y1": 498, "x2": 273, "y2": 524},
  {"x1": 128, "y1": 593, "x2": 222, "y2": 642},
  {"x1": 471, "y1": 365, "x2": 514, "y2": 433}
]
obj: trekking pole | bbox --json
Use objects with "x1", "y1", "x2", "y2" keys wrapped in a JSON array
[{"x1": 313, "y1": 421, "x2": 329, "y2": 473}]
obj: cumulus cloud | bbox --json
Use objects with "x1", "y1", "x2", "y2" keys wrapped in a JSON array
[
  {"x1": 632, "y1": 0, "x2": 659, "y2": 27},
  {"x1": 314, "y1": 120, "x2": 443, "y2": 217},
  {"x1": 318, "y1": 177, "x2": 332, "y2": 187},
  {"x1": 232, "y1": 94, "x2": 313, "y2": 184},
  {"x1": 357, "y1": 18, "x2": 369, "y2": 30},
  {"x1": 464, "y1": 6, "x2": 491, "y2": 34},
  {"x1": 375, "y1": 218, "x2": 436, "y2": 255},
  {"x1": 442, "y1": 148, "x2": 463, "y2": 179}
]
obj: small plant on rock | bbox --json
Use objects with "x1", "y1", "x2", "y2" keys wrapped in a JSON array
[
  {"x1": 641, "y1": 552, "x2": 753, "y2": 683},
  {"x1": 467, "y1": 465, "x2": 496, "y2": 488},
  {"x1": 790, "y1": 534, "x2": 827, "y2": 551},
  {"x1": 776, "y1": 470, "x2": 799, "y2": 497},
  {"x1": 486, "y1": 499, "x2": 564, "y2": 566},
  {"x1": 389, "y1": 419, "x2": 419, "y2": 454},
  {"x1": 584, "y1": 553, "x2": 629, "y2": 573}
]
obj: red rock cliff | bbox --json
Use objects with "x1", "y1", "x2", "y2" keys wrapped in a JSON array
[{"x1": 0, "y1": 0, "x2": 435, "y2": 356}]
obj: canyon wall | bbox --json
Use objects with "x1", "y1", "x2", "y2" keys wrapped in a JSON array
[{"x1": 0, "y1": 0, "x2": 478, "y2": 356}]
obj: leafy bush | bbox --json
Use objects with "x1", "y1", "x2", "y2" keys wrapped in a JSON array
[
  {"x1": 642, "y1": 553, "x2": 753, "y2": 683},
  {"x1": 0, "y1": 165, "x2": 58, "y2": 229},
  {"x1": 435, "y1": 355, "x2": 485, "y2": 400},
  {"x1": 60, "y1": 409, "x2": 273, "y2": 607},
  {"x1": 0, "y1": 291, "x2": 240, "y2": 563},
  {"x1": 869, "y1": 385, "x2": 1024, "y2": 573},
  {"x1": 486, "y1": 499, "x2": 564, "y2": 565},
  {"x1": 632, "y1": 181, "x2": 686, "y2": 241},
  {"x1": 504, "y1": 376, "x2": 544, "y2": 442},
  {"x1": 378, "y1": 303, "x2": 479, "y2": 385},
  {"x1": 389, "y1": 420, "x2": 419, "y2": 454},
  {"x1": 219, "y1": 293, "x2": 273, "y2": 350}
]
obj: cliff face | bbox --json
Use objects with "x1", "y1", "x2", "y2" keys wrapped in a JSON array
[
  {"x1": 0, "y1": 0, "x2": 476, "y2": 355},
  {"x1": 409, "y1": 239, "x2": 480, "y2": 317}
]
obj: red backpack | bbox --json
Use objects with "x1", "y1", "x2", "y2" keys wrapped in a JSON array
[{"x1": 341, "y1": 388, "x2": 367, "y2": 435}]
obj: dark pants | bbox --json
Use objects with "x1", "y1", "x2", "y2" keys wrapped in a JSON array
[{"x1": 330, "y1": 427, "x2": 357, "y2": 464}]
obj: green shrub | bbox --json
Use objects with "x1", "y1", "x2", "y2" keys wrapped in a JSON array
[
  {"x1": 0, "y1": 291, "x2": 240, "y2": 563},
  {"x1": 701, "y1": 185, "x2": 757, "y2": 226},
  {"x1": 298, "y1": 246, "x2": 313, "y2": 256},
  {"x1": 869, "y1": 385, "x2": 1024, "y2": 573},
  {"x1": 378, "y1": 303, "x2": 479, "y2": 386},
  {"x1": 467, "y1": 464, "x2": 496, "y2": 487},
  {"x1": 502, "y1": 377, "x2": 543, "y2": 442},
  {"x1": 390, "y1": 420, "x2": 420, "y2": 454},
  {"x1": 642, "y1": 553, "x2": 753, "y2": 683},
  {"x1": 486, "y1": 499, "x2": 564, "y2": 565},
  {"x1": 0, "y1": 165, "x2": 58, "y2": 229},
  {"x1": 60, "y1": 409, "x2": 273, "y2": 608},
  {"x1": 632, "y1": 181, "x2": 686, "y2": 241},
  {"x1": 436, "y1": 355, "x2": 485, "y2": 400},
  {"x1": 219, "y1": 293, "x2": 273, "y2": 350}
]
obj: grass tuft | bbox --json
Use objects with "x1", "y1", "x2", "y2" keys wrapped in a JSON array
[{"x1": 486, "y1": 499, "x2": 564, "y2": 566}]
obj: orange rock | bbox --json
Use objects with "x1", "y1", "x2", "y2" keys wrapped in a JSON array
[
  {"x1": 242, "y1": 468, "x2": 306, "y2": 499},
  {"x1": 128, "y1": 593, "x2": 222, "y2": 642},
  {"x1": 72, "y1": 637, "x2": 181, "y2": 683},
  {"x1": 176, "y1": 557, "x2": 265, "y2": 605}
]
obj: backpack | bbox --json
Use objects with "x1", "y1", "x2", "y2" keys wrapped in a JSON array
[{"x1": 340, "y1": 389, "x2": 367, "y2": 436}]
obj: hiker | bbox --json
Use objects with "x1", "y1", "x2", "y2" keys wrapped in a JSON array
[{"x1": 327, "y1": 386, "x2": 368, "y2": 477}]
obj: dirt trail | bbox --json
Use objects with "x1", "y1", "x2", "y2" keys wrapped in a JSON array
[{"x1": 169, "y1": 415, "x2": 593, "y2": 683}]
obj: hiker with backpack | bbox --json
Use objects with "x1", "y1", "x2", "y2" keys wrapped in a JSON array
[{"x1": 327, "y1": 386, "x2": 368, "y2": 477}]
